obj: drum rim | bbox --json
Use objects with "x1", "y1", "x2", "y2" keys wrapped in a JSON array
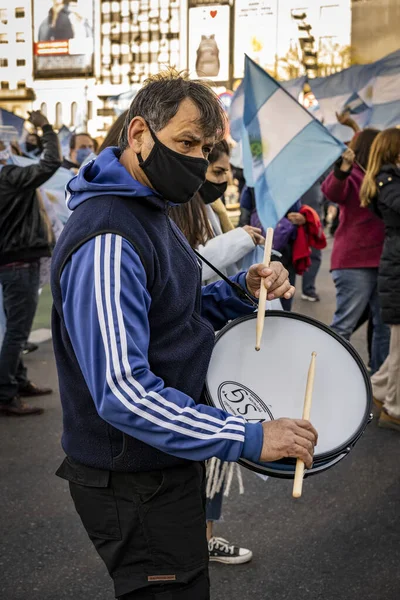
[{"x1": 205, "y1": 310, "x2": 372, "y2": 467}]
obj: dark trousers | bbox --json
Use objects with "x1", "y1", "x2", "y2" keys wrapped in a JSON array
[
  {"x1": 0, "y1": 262, "x2": 40, "y2": 404},
  {"x1": 302, "y1": 247, "x2": 322, "y2": 295},
  {"x1": 56, "y1": 459, "x2": 210, "y2": 599}
]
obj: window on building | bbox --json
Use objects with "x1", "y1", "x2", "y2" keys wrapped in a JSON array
[
  {"x1": 0, "y1": 58, "x2": 8, "y2": 67},
  {"x1": 319, "y1": 5, "x2": 340, "y2": 37},
  {"x1": 15, "y1": 7, "x2": 25, "y2": 18},
  {"x1": 16, "y1": 32, "x2": 25, "y2": 43},
  {"x1": 55, "y1": 102, "x2": 63, "y2": 128},
  {"x1": 0, "y1": 8, "x2": 7, "y2": 23},
  {"x1": 0, "y1": 33, "x2": 8, "y2": 44},
  {"x1": 41, "y1": 102, "x2": 47, "y2": 116},
  {"x1": 17, "y1": 80, "x2": 26, "y2": 89},
  {"x1": 100, "y1": 0, "x2": 181, "y2": 85},
  {"x1": 1, "y1": 81, "x2": 9, "y2": 89},
  {"x1": 70, "y1": 102, "x2": 78, "y2": 127},
  {"x1": 16, "y1": 58, "x2": 26, "y2": 67}
]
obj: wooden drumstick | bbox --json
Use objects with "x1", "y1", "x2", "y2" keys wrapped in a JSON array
[
  {"x1": 255, "y1": 227, "x2": 274, "y2": 351},
  {"x1": 293, "y1": 352, "x2": 317, "y2": 499}
]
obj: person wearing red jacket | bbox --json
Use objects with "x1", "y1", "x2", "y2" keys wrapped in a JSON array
[
  {"x1": 321, "y1": 130, "x2": 390, "y2": 373},
  {"x1": 292, "y1": 204, "x2": 327, "y2": 275}
]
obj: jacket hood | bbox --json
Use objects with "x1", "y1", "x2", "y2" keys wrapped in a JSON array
[{"x1": 66, "y1": 147, "x2": 158, "y2": 210}]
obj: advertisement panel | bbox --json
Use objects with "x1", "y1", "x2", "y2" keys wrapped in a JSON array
[
  {"x1": 32, "y1": 0, "x2": 94, "y2": 78},
  {"x1": 234, "y1": 0, "x2": 278, "y2": 79},
  {"x1": 188, "y1": 5, "x2": 230, "y2": 82}
]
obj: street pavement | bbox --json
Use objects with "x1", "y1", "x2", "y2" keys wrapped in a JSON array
[{"x1": 1, "y1": 245, "x2": 399, "y2": 600}]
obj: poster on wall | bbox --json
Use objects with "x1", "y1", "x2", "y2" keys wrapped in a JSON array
[
  {"x1": 32, "y1": 0, "x2": 94, "y2": 78},
  {"x1": 188, "y1": 6, "x2": 230, "y2": 82},
  {"x1": 234, "y1": 0, "x2": 278, "y2": 79}
]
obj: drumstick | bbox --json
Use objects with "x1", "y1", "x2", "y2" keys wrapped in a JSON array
[
  {"x1": 293, "y1": 352, "x2": 317, "y2": 499},
  {"x1": 255, "y1": 227, "x2": 274, "y2": 351}
]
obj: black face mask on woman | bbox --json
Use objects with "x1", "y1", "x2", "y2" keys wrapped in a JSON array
[
  {"x1": 137, "y1": 127, "x2": 209, "y2": 204},
  {"x1": 199, "y1": 179, "x2": 228, "y2": 205}
]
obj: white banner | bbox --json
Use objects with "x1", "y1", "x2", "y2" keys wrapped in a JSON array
[
  {"x1": 234, "y1": 0, "x2": 278, "y2": 79},
  {"x1": 188, "y1": 6, "x2": 230, "y2": 82}
]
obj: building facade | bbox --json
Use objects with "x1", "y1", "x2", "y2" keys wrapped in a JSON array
[
  {"x1": 3, "y1": 1, "x2": 395, "y2": 137},
  {"x1": 352, "y1": 0, "x2": 400, "y2": 63},
  {"x1": 0, "y1": 1, "x2": 34, "y2": 115}
]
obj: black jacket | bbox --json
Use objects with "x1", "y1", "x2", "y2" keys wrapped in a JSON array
[
  {"x1": 375, "y1": 165, "x2": 400, "y2": 324},
  {"x1": 0, "y1": 125, "x2": 62, "y2": 266}
]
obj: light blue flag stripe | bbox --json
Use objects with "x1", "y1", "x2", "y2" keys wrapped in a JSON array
[{"x1": 228, "y1": 82, "x2": 244, "y2": 142}]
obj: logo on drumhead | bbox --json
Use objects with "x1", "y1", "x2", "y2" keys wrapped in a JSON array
[{"x1": 218, "y1": 382, "x2": 274, "y2": 423}]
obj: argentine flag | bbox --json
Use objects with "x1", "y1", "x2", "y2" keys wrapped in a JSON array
[
  {"x1": 369, "y1": 49, "x2": 400, "y2": 129},
  {"x1": 242, "y1": 56, "x2": 345, "y2": 229},
  {"x1": 309, "y1": 63, "x2": 376, "y2": 141},
  {"x1": 0, "y1": 109, "x2": 25, "y2": 140},
  {"x1": 281, "y1": 76, "x2": 306, "y2": 102}
]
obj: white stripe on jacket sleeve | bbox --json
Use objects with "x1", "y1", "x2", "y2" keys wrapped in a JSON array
[{"x1": 94, "y1": 233, "x2": 245, "y2": 443}]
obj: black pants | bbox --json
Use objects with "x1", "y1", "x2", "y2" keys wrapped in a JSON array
[
  {"x1": 56, "y1": 459, "x2": 210, "y2": 599},
  {"x1": 0, "y1": 262, "x2": 40, "y2": 404}
]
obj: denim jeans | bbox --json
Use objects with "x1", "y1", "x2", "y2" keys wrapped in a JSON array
[
  {"x1": 0, "y1": 262, "x2": 40, "y2": 403},
  {"x1": 302, "y1": 247, "x2": 322, "y2": 295},
  {"x1": 331, "y1": 268, "x2": 390, "y2": 373}
]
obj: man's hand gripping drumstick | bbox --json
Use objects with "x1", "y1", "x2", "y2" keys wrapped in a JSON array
[
  {"x1": 293, "y1": 352, "x2": 317, "y2": 498},
  {"x1": 244, "y1": 230, "x2": 295, "y2": 350}
]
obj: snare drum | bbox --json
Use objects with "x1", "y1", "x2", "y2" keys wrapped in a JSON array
[{"x1": 205, "y1": 311, "x2": 372, "y2": 478}]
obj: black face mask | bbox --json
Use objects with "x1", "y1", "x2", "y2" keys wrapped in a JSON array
[
  {"x1": 200, "y1": 179, "x2": 228, "y2": 205},
  {"x1": 137, "y1": 128, "x2": 209, "y2": 204},
  {"x1": 26, "y1": 143, "x2": 38, "y2": 153}
]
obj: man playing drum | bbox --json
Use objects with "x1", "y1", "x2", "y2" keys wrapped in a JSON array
[{"x1": 51, "y1": 72, "x2": 318, "y2": 600}]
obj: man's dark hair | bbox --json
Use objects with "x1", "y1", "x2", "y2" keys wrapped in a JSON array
[
  {"x1": 208, "y1": 139, "x2": 230, "y2": 165},
  {"x1": 119, "y1": 71, "x2": 226, "y2": 152},
  {"x1": 69, "y1": 132, "x2": 93, "y2": 151}
]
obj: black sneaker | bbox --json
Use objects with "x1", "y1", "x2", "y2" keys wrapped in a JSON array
[
  {"x1": 301, "y1": 292, "x2": 320, "y2": 302},
  {"x1": 208, "y1": 536, "x2": 252, "y2": 565}
]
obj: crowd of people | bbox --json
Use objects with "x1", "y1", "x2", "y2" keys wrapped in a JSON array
[{"x1": 0, "y1": 71, "x2": 399, "y2": 599}]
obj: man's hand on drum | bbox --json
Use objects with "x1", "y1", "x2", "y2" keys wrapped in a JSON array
[
  {"x1": 246, "y1": 262, "x2": 295, "y2": 301},
  {"x1": 260, "y1": 419, "x2": 318, "y2": 468}
]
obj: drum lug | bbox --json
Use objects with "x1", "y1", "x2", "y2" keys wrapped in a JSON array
[{"x1": 368, "y1": 412, "x2": 374, "y2": 424}]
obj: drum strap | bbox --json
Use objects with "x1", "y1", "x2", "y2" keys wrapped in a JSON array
[{"x1": 193, "y1": 249, "x2": 258, "y2": 307}]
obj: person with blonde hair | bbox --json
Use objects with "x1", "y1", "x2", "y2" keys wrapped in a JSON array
[
  {"x1": 360, "y1": 128, "x2": 400, "y2": 431},
  {"x1": 321, "y1": 129, "x2": 389, "y2": 374}
]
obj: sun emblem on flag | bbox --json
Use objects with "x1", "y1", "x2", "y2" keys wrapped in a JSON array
[
  {"x1": 249, "y1": 137, "x2": 263, "y2": 160},
  {"x1": 249, "y1": 135, "x2": 267, "y2": 162}
]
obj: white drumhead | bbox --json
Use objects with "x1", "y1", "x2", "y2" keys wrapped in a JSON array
[{"x1": 206, "y1": 313, "x2": 370, "y2": 457}]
